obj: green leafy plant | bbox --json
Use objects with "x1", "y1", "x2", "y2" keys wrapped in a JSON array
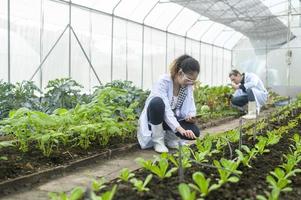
[
  {"x1": 89, "y1": 185, "x2": 117, "y2": 200},
  {"x1": 213, "y1": 158, "x2": 242, "y2": 186},
  {"x1": 91, "y1": 177, "x2": 106, "y2": 192},
  {"x1": 162, "y1": 146, "x2": 192, "y2": 169},
  {"x1": 0, "y1": 80, "x2": 42, "y2": 119},
  {"x1": 42, "y1": 78, "x2": 86, "y2": 113},
  {"x1": 188, "y1": 172, "x2": 219, "y2": 198},
  {"x1": 118, "y1": 168, "x2": 135, "y2": 182},
  {"x1": 136, "y1": 157, "x2": 177, "y2": 179},
  {"x1": 130, "y1": 174, "x2": 153, "y2": 193},
  {"x1": 48, "y1": 186, "x2": 84, "y2": 200},
  {"x1": 0, "y1": 140, "x2": 15, "y2": 160},
  {"x1": 178, "y1": 183, "x2": 196, "y2": 200},
  {"x1": 265, "y1": 131, "x2": 281, "y2": 146},
  {"x1": 255, "y1": 136, "x2": 270, "y2": 154},
  {"x1": 235, "y1": 145, "x2": 258, "y2": 168}
]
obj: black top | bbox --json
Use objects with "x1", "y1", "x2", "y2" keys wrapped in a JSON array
[{"x1": 239, "y1": 73, "x2": 246, "y2": 92}]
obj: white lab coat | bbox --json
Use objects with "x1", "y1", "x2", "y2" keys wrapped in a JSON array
[
  {"x1": 137, "y1": 74, "x2": 196, "y2": 149},
  {"x1": 233, "y1": 72, "x2": 268, "y2": 108}
]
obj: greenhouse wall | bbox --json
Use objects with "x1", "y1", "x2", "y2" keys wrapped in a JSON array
[
  {"x1": 233, "y1": 15, "x2": 301, "y2": 97},
  {"x1": 0, "y1": 0, "x2": 231, "y2": 93}
]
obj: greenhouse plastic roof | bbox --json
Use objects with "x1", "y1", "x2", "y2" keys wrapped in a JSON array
[
  {"x1": 66, "y1": 0, "x2": 299, "y2": 49},
  {"x1": 171, "y1": 0, "x2": 296, "y2": 48}
]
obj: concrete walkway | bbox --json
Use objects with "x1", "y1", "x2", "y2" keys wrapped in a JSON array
[{"x1": 1, "y1": 117, "x2": 248, "y2": 200}]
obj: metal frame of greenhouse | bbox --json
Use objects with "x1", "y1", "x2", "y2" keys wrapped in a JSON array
[{"x1": 0, "y1": 0, "x2": 300, "y2": 96}]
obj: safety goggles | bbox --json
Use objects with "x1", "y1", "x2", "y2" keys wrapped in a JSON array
[{"x1": 181, "y1": 71, "x2": 197, "y2": 85}]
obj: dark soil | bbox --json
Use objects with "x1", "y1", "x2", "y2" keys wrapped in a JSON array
[
  {"x1": 99, "y1": 109, "x2": 301, "y2": 200},
  {"x1": 0, "y1": 136, "x2": 137, "y2": 182}
]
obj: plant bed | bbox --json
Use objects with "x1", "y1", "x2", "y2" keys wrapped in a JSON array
[
  {"x1": 76, "y1": 104, "x2": 301, "y2": 200},
  {"x1": 0, "y1": 139, "x2": 139, "y2": 195}
]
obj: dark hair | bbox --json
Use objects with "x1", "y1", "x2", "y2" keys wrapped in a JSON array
[
  {"x1": 229, "y1": 69, "x2": 241, "y2": 77},
  {"x1": 170, "y1": 55, "x2": 200, "y2": 79}
]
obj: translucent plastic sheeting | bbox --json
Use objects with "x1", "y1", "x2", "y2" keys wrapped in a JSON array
[
  {"x1": 167, "y1": 8, "x2": 200, "y2": 36},
  {"x1": 143, "y1": 27, "x2": 166, "y2": 89},
  {"x1": 223, "y1": 50, "x2": 232, "y2": 85},
  {"x1": 171, "y1": 0, "x2": 295, "y2": 49},
  {"x1": 114, "y1": 0, "x2": 158, "y2": 23},
  {"x1": 112, "y1": 18, "x2": 127, "y2": 81},
  {"x1": 224, "y1": 32, "x2": 244, "y2": 50},
  {"x1": 90, "y1": 13, "x2": 112, "y2": 87},
  {"x1": 42, "y1": 0, "x2": 69, "y2": 89},
  {"x1": 10, "y1": 0, "x2": 40, "y2": 84},
  {"x1": 126, "y1": 22, "x2": 143, "y2": 87},
  {"x1": 72, "y1": 0, "x2": 120, "y2": 14},
  {"x1": 0, "y1": 0, "x2": 8, "y2": 81},
  {"x1": 112, "y1": 19, "x2": 143, "y2": 87},
  {"x1": 201, "y1": 23, "x2": 226, "y2": 44},
  {"x1": 144, "y1": 2, "x2": 183, "y2": 31},
  {"x1": 186, "y1": 19, "x2": 213, "y2": 41},
  {"x1": 167, "y1": 34, "x2": 185, "y2": 69},
  {"x1": 71, "y1": 6, "x2": 92, "y2": 93}
]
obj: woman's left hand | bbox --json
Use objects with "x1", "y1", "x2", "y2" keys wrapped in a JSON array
[{"x1": 185, "y1": 116, "x2": 196, "y2": 123}]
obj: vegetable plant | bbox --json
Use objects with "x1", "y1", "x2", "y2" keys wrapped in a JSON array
[{"x1": 130, "y1": 174, "x2": 153, "y2": 192}]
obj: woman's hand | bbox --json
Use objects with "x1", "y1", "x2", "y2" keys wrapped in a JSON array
[
  {"x1": 176, "y1": 126, "x2": 196, "y2": 139},
  {"x1": 185, "y1": 116, "x2": 196, "y2": 123},
  {"x1": 231, "y1": 82, "x2": 240, "y2": 90}
]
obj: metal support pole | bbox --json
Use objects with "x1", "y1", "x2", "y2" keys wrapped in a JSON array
[
  {"x1": 30, "y1": 25, "x2": 69, "y2": 81},
  {"x1": 239, "y1": 118, "x2": 243, "y2": 150},
  {"x1": 40, "y1": 0, "x2": 44, "y2": 90},
  {"x1": 199, "y1": 23, "x2": 214, "y2": 85},
  {"x1": 7, "y1": 0, "x2": 10, "y2": 83},
  {"x1": 211, "y1": 45, "x2": 214, "y2": 86},
  {"x1": 68, "y1": 0, "x2": 72, "y2": 78},
  {"x1": 88, "y1": 11, "x2": 92, "y2": 91},
  {"x1": 70, "y1": 27, "x2": 102, "y2": 85},
  {"x1": 287, "y1": 0, "x2": 292, "y2": 101},
  {"x1": 110, "y1": 0, "x2": 122, "y2": 82},
  {"x1": 184, "y1": 18, "x2": 199, "y2": 54},
  {"x1": 125, "y1": 20, "x2": 128, "y2": 81},
  {"x1": 211, "y1": 30, "x2": 224, "y2": 86},
  {"x1": 222, "y1": 49, "x2": 224, "y2": 85},
  {"x1": 141, "y1": 1, "x2": 160, "y2": 88},
  {"x1": 199, "y1": 42, "x2": 202, "y2": 81},
  {"x1": 231, "y1": 50, "x2": 233, "y2": 69}
]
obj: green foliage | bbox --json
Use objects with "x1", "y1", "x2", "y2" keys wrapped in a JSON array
[
  {"x1": 161, "y1": 148, "x2": 192, "y2": 169},
  {"x1": 0, "y1": 140, "x2": 15, "y2": 160},
  {"x1": 194, "y1": 83, "x2": 239, "y2": 120},
  {"x1": 42, "y1": 78, "x2": 87, "y2": 113},
  {"x1": 130, "y1": 174, "x2": 152, "y2": 193},
  {"x1": 255, "y1": 136, "x2": 270, "y2": 154},
  {"x1": 213, "y1": 158, "x2": 242, "y2": 186},
  {"x1": 136, "y1": 157, "x2": 177, "y2": 179},
  {"x1": 94, "y1": 80, "x2": 149, "y2": 116},
  {"x1": 0, "y1": 80, "x2": 42, "y2": 119},
  {"x1": 189, "y1": 172, "x2": 219, "y2": 197},
  {"x1": 48, "y1": 187, "x2": 84, "y2": 200},
  {"x1": 235, "y1": 145, "x2": 257, "y2": 168},
  {"x1": 0, "y1": 84, "x2": 138, "y2": 156},
  {"x1": 91, "y1": 177, "x2": 106, "y2": 192},
  {"x1": 89, "y1": 185, "x2": 117, "y2": 200},
  {"x1": 118, "y1": 168, "x2": 135, "y2": 182},
  {"x1": 178, "y1": 183, "x2": 196, "y2": 200}
]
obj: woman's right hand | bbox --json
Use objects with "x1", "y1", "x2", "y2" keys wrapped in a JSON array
[{"x1": 176, "y1": 126, "x2": 196, "y2": 139}]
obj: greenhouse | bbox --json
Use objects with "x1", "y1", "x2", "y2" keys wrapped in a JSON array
[{"x1": 0, "y1": 0, "x2": 301, "y2": 199}]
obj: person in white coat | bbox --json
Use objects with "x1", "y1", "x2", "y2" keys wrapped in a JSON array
[
  {"x1": 229, "y1": 69, "x2": 268, "y2": 119},
  {"x1": 137, "y1": 55, "x2": 200, "y2": 153}
]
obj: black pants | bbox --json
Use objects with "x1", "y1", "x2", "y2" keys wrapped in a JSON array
[
  {"x1": 147, "y1": 97, "x2": 200, "y2": 140},
  {"x1": 231, "y1": 88, "x2": 255, "y2": 107}
]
